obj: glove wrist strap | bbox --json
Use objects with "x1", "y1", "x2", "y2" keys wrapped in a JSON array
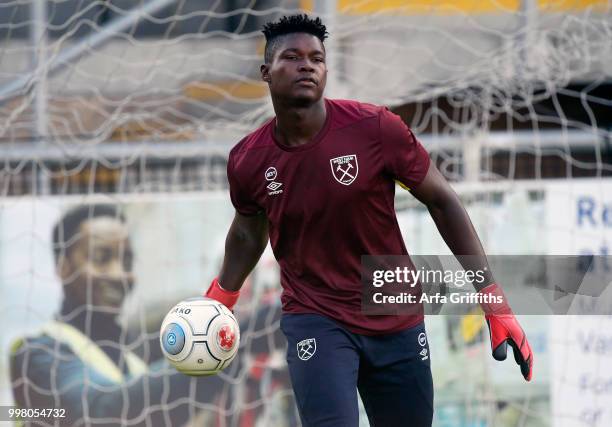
[
  {"x1": 205, "y1": 278, "x2": 240, "y2": 310},
  {"x1": 478, "y1": 283, "x2": 512, "y2": 315}
]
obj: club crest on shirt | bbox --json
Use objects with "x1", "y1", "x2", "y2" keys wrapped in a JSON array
[
  {"x1": 297, "y1": 338, "x2": 316, "y2": 361},
  {"x1": 330, "y1": 154, "x2": 358, "y2": 185}
]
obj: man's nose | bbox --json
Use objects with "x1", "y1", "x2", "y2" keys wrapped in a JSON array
[
  {"x1": 298, "y1": 59, "x2": 315, "y2": 72},
  {"x1": 104, "y1": 261, "x2": 135, "y2": 284}
]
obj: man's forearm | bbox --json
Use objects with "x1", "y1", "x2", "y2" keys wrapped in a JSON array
[
  {"x1": 218, "y1": 214, "x2": 268, "y2": 292},
  {"x1": 427, "y1": 198, "x2": 494, "y2": 290}
]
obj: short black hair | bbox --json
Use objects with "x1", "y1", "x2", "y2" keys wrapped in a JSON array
[
  {"x1": 52, "y1": 204, "x2": 125, "y2": 264},
  {"x1": 262, "y1": 14, "x2": 328, "y2": 63}
]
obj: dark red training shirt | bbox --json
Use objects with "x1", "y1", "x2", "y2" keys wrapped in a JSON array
[{"x1": 228, "y1": 98, "x2": 431, "y2": 335}]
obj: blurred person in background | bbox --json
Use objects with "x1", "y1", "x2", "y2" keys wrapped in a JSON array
[{"x1": 9, "y1": 204, "x2": 294, "y2": 426}]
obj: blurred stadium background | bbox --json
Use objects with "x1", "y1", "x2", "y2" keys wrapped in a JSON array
[{"x1": 0, "y1": 0, "x2": 611, "y2": 426}]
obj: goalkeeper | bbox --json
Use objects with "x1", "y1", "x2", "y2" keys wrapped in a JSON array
[{"x1": 205, "y1": 14, "x2": 534, "y2": 427}]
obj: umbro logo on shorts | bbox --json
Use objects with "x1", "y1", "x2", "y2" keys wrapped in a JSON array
[
  {"x1": 297, "y1": 338, "x2": 316, "y2": 361},
  {"x1": 420, "y1": 348, "x2": 429, "y2": 361}
]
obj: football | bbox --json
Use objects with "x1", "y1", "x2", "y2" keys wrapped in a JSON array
[{"x1": 160, "y1": 297, "x2": 240, "y2": 376}]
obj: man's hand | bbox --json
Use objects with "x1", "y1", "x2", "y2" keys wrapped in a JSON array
[{"x1": 479, "y1": 283, "x2": 534, "y2": 382}]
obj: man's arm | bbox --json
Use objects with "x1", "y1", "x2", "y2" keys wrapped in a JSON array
[
  {"x1": 218, "y1": 211, "x2": 269, "y2": 291},
  {"x1": 408, "y1": 163, "x2": 493, "y2": 290},
  {"x1": 409, "y1": 163, "x2": 534, "y2": 381},
  {"x1": 205, "y1": 211, "x2": 268, "y2": 308}
]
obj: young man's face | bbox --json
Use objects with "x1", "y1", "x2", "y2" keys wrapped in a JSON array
[
  {"x1": 59, "y1": 216, "x2": 135, "y2": 311},
  {"x1": 262, "y1": 32, "x2": 327, "y2": 105}
]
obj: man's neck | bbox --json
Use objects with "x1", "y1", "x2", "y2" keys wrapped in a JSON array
[
  {"x1": 272, "y1": 97, "x2": 327, "y2": 147},
  {"x1": 59, "y1": 297, "x2": 123, "y2": 339}
]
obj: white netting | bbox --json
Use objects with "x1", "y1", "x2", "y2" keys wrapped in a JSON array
[
  {"x1": 0, "y1": 1, "x2": 611, "y2": 426},
  {"x1": 0, "y1": 0, "x2": 609, "y2": 194}
]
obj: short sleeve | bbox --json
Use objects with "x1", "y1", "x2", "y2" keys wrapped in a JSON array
[
  {"x1": 227, "y1": 151, "x2": 263, "y2": 216},
  {"x1": 379, "y1": 108, "x2": 430, "y2": 189}
]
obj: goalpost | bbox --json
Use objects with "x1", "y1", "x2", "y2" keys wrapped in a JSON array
[{"x1": 0, "y1": 1, "x2": 610, "y2": 426}]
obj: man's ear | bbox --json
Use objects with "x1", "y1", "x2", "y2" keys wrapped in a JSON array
[{"x1": 261, "y1": 64, "x2": 271, "y2": 83}]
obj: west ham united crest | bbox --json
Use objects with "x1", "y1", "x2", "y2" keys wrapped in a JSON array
[
  {"x1": 297, "y1": 338, "x2": 316, "y2": 361},
  {"x1": 330, "y1": 154, "x2": 358, "y2": 185}
]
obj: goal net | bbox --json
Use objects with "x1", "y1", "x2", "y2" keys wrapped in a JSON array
[{"x1": 0, "y1": 1, "x2": 611, "y2": 426}]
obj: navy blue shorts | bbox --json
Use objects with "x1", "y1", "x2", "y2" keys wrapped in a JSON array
[{"x1": 280, "y1": 313, "x2": 434, "y2": 427}]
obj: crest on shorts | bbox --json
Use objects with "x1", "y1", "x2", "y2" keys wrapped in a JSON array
[
  {"x1": 330, "y1": 154, "x2": 358, "y2": 185},
  {"x1": 297, "y1": 338, "x2": 316, "y2": 361}
]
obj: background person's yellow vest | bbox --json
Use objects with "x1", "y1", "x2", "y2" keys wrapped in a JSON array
[
  {"x1": 11, "y1": 320, "x2": 147, "y2": 382},
  {"x1": 43, "y1": 321, "x2": 147, "y2": 381},
  {"x1": 10, "y1": 321, "x2": 148, "y2": 425}
]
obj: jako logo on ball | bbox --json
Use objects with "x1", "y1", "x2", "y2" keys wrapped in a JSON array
[{"x1": 160, "y1": 297, "x2": 240, "y2": 376}]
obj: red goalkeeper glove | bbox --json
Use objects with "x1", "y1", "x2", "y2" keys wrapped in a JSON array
[
  {"x1": 205, "y1": 278, "x2": 240, "y2": 311},
  {"x1": 479, "y1": 283, "x2": 533, "y2": 381}
]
